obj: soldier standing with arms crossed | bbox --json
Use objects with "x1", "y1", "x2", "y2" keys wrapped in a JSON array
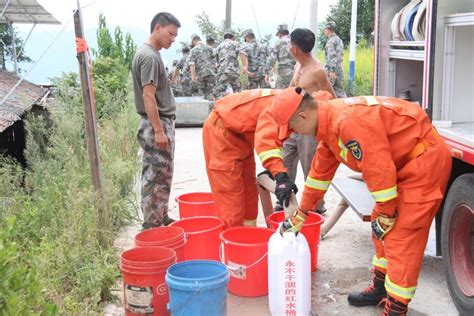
[
  {"x1": 265, "y1": 24, "x2": 296, "y2": 88},
  {"x1": 131, "y1": 12, "x2": 180, "y2": 229},
  {"x1": 324, "y1": 21, "x2": 347, "y2": 98}
]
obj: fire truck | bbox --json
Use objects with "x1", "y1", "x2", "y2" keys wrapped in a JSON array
[{"x1": 374, "y1": 0, "x2": 473, "y2": 313}]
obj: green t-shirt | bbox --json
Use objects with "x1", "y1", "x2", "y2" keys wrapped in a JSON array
[{"x1": 132, "y1": 43, "x2": 176, "y2": 116}]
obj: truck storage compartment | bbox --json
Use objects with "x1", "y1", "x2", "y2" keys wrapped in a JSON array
[{"x1": 390, "y1": 59, "x2": 424, "y2": 103}]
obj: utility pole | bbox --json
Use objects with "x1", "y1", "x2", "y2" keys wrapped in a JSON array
[
  {"x1": 73, "y1": 0, "x2": 104, "y2": 196},
  {"x1": 349, "y1": 0, "x2": 358, "y2": 88},
  {"x1": 310, "y1": 0, "x2": 318, "y2": 55},
  {"x1": 225, "y1": 0, "x2": 232, "y2": 31}
]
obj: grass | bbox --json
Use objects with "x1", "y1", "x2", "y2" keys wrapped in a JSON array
[
  {"x1": 317, "y1": 46, "x2": 374, "y2": 96},
  {"x1": 0, "y1": 82, "x2": 140, "y2": 313}
]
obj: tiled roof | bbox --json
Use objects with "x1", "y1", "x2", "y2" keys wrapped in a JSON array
[{"x1": 0, "y1": 70, "x2": 43, "y2": 132}]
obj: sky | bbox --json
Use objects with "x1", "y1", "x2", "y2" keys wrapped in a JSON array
[{"x1": 11, "y1": 0, "x2": 337, "y2": 84}]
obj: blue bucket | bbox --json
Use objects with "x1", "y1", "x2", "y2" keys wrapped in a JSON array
[{"x1": 166, "y1": 260, "x2": 229, "y2": 315}]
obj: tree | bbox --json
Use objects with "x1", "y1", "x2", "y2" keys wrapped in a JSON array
[
  {"x1": 88, "y1": 14, "x2": 138, "y2": 118},
  {"x1": 93, "y1": 13, "x2": 136, "y2": 70},
  {"x1": 323, "y1": 0, "x2": 375, "y2": 47},
  {"x1": 0, "y1": 23, "x2": 32, "y2": 71}
]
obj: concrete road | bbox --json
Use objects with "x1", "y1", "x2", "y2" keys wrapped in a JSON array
[{"x1": 110, "y1": 127, "x2": 459, "y2": 316}]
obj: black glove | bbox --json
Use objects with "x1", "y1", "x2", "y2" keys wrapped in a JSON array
[
  {"x1": 257, "y1": 170, "x2": 274, "y2": 180},
  {"x1": 274, "y1": 172, "x2": 298, "y2": 207}
]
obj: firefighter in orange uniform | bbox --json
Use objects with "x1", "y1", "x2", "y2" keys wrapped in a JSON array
[
  {"x1": 203, "y1": 87, "x2": 332, "y2": 228},
  {"x1": 274, "y1": 94, "x2": 452, "y2": 315}
]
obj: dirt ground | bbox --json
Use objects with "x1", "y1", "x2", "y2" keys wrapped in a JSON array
[{"x1": 107, "y1": 127, "x2": 459, "y2": 316}]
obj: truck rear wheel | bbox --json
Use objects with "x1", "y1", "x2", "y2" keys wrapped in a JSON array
[{"x1": 441, "y1": 173, "x2": 474, "y2": 314}]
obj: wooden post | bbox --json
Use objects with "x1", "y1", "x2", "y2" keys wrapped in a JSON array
[{"x1": 73, "y1": 2, "x2": 104, "y2": 195}]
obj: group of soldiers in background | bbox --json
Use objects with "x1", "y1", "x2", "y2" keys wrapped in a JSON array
[{"x1": 169, "y1": 22, "x2": 346, "y2": 101}]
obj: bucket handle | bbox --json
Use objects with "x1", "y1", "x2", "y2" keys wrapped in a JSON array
[{"x1": 219, "y1": 242, "x2": 268, "y2": 272}]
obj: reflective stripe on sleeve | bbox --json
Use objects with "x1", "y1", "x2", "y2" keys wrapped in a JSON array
[
  {"x1": 385, "y1": 275, "x2": 417, "y2": 300},
  {"x1": 338, "y1": 138, "x2": 348, "y2": 161},
  {"x1": 372, "y1": 255, "x2": 388, "y2": 270},
  {"x1": 305, "y1": 177, "x2": 331, "y2": 191},
  {"x1": 370, "y1": 185, "x2": 397, "y2": 202},
  {"x1": 261, "y1": 89, "x2": 272, "y2": 97},
  {"x1": 258, "y1": 148, "x2": 282, "y2": 163},
  {"x1": 364, "y1": 96, "x2": 379, "y2": 106}
]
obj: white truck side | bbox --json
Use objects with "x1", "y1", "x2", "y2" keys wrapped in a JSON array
[{"x1": 374, "y1": 0, "x2": 474, "y2": 313}]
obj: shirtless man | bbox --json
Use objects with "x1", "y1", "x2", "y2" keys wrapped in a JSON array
[{"x1": 280, "y1": 27, "x2": 335, "y2": 213}]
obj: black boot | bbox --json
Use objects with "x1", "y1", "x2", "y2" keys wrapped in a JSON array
[
  {"x1": 382, "y1": 295, "x2": 408, "y2": 316},
  {"x1": 348, "y1": 270, "x2": 386, "y2": 307},
  {"x1": 162, "y1": 213, "x2": 176, "y2": 226}
]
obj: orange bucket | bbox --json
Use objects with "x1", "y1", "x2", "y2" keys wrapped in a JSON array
[
  {"x1": 134, "y1": 226, "x2": 186, "y2": 262},
  {"x1": 220, "y1": 227, "x2": 274, "y2": 297},
  {"x1": 120, "y1": 247, "x2": 176, "y2": 316},
  {"x1": 170, "y1": 216, "x2": 224, "y2": 261},
  {"x1": 267, "y1": 211, "x2": 324, "y2": 271},
  {"x1": 176, "y1": 192, "x2": 217, "y2": 218}
]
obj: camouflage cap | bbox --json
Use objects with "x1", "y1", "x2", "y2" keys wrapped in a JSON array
[
  {"x1": 276, "y1": 23, "x2": 289, "y2": 35},
  {"x1": 324, "y1": 21, "x2": 336, "y2": 30},
  {"x1": 223, "y1": 31, "x2": 234, "y2": 38},
  {"x1": 206, "y1": 35, "x2": 215, "y2": 42},
  {"x1": 191, "y1": 33, "x2": 200, "y2": 41},
  {"x1": 243, "y1": 29, "x2": 255, "y2": 38}
]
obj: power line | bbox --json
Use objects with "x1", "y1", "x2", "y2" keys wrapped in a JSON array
[{"x1": 1, "y1": 1, "x2": 97, "y2": 106}]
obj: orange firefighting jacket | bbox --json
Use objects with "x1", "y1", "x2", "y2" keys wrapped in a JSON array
[
  {"x1": 213, "y1": 89, "x2": 287, "y2": 175},
  {"x1": 300, "y1": 96, "x2": 436, "y2": 216}
]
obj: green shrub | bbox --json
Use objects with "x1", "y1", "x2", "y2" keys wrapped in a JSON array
[
  {"x1": 0, "y1": 79, "x2": 139, "y2": 313},
  {"x1": 317, "y1": 46, "x2": 374, "y2": 96},
  {"x1": 0, "y1": 216, "x2": 58, "y2": 315}
]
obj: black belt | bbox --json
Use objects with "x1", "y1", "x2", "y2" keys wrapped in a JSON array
[{"x1": 140, "y1": 113, "x2": 176, "y2": 120}]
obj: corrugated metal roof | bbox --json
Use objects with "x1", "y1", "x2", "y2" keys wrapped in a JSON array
[
  {"x1": 0, "y1": 0, "x2": 59, "y2": 24},
  {"x1": 0, "y1": 70, "x2": 42, "y2": 132}
]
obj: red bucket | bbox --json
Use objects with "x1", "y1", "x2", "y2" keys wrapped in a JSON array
[
  {"x1": 220, "y1": 227, "x2": 274, "y2": 297},
  {"x1": 267, "y1": 211, "x2": 324, "y2": 272},
  {"x1": 176, "y1": 192, "x2": 217, "y2": 218},
  {"x1": 170, "y1": 216, "x2": 224, "y2": 261},
  {"x1": 134, "y1": 226, "x2": 186, "y2": 262},
  {"x1": 120, "y1": 247, "x2": 176, "y2": 316}
]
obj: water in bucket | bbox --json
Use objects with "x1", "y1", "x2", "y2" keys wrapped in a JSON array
[{"x1": 166, "y1": 260, "x2": 229, "y2": 315}]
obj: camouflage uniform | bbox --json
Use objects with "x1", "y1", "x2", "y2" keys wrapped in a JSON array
[
  {"x1": 176, "y1": 54, "x2": 192, "y2": 96},
  {"x1": 265, "y1": 35, "x2": 295, "y2": 88},
  {"x1": 137, "y1": 117, "x2": 175, "y2": 226},
  {"x1": 189, "y1": 42, "x2": 217, "y2": 100},
  {"x1": 241, "y1": 40, "x2": 269, "y2": 89},
  {"x1": 214, "y1": 39, "x2": 241, "y2": 98},
  {"x1": 325, "y1": 33, "x2": 347, "y2": 98}
]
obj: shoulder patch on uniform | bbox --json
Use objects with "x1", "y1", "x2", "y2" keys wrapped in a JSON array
[{"x1": 345, "y1": 140, "x2": 363, "y2": 160}]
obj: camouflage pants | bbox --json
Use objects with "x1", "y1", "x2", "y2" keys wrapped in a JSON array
[
  {"x1": 247, "y1": 76, "x2": 270, "y2": 89},
  {"x1": 275, "y1": 68, "x2": 294, "y2": 89},
  {"x1": 282, "y1": 133, "x2": 325, "y2": 211},
  {"x1": 181, "y1": 76, "x2": 193, "y2": 96},
  {"x1": 329, "y1": 67, "x2": 347, "y2": 98},
  {"x1": 198, "y1": 75, "x2": 216, "y2": 101},
  {"x1": 137, "y1": 117, "x2": 175, "y2": 226},
  {"x1": 214, "y1": 73, "x2": 241, "y2": 98}
]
